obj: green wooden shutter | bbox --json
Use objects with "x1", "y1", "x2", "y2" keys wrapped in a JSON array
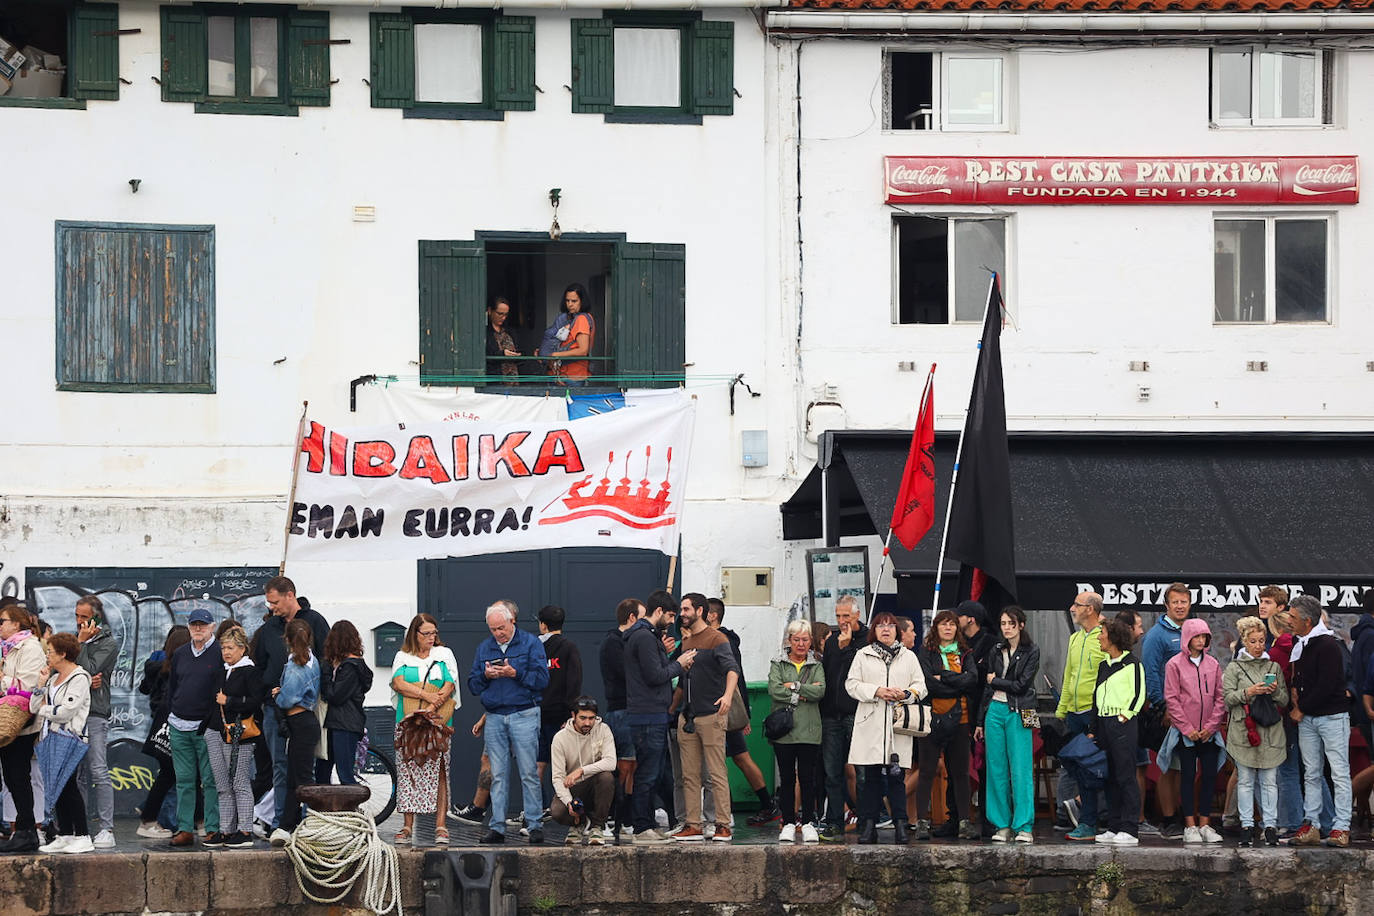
[
  {"x1": 570, "y1": 19, "x2": 613, "y2": 114},
  {"x1": 69, "y1": 2, "x2": 120, "y2": 100},
  {"x1": 286, "y1": 10, "x2": 331, "y2": 107},
  {"x1": 613, "y1": 242, "x2": 686, "y2": 388},
  {"x1": 492, "y1": 16, "x2": 535, "y2": 112},
  {"x1": 370, "y1": 12, "x2": 414, "y2": 109},
  {"x1": 160, "y1": 7, "x2": 207, "y2": 103},
  {"x1": 419, "y1": 240, "x2": 486, "y2": 385},
  {"x1": 690, "y1": 20, "x2": 733, "y2": 116}
]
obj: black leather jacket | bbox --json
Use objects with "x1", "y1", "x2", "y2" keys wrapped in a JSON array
[{"x1": 977, "y1": 640, "x2": 1042, "y2": 724}]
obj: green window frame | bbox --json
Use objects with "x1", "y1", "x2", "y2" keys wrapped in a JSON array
[
  {"x1": 0, "y1": 1, "x2": 121, "y2": 110},
  {"x1": 369, "y1": 11, "x2": 534, "y2": 120},
  {"x1": 159, "y1": 4, "x2": 330, "y2": 115},
  {"x1": 571, "y1": 12, "x2": 733, "y2": 123},
  {"x1": 55, "y1": 221, "x2": 217, "y2": 393}
]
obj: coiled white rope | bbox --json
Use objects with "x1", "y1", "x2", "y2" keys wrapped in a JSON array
[{"x1": 284, "y1": 809, "x2": 403, "y2": 916}]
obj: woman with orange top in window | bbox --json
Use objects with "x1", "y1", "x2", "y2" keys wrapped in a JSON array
[{"x1": 546, "y1": 283, "x2": 595, "y2": 387}]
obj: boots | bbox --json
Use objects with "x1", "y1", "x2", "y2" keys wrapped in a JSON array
[
  {"x1": 856, "y1": 820, "x2": 878, "y2": 845},
  {"x1": 0, "y1": 828, "x2": 39, "y2": 853},
  {"x1": 893, "y1": 819, "x2": 910, "y2": 844}
]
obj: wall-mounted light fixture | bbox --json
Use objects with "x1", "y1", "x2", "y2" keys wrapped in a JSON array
[
  {"x1": 129, "y1": 178, "x2": 141, "y2": 193},
  {"x1": 549, "y1": 188, "x2": 561, "y2": 241}
]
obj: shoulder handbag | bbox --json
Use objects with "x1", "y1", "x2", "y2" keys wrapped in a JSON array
[
  {"x1": 402, "y1": 661, "x2": 457, "y2": 723},
  {"x1": 1242, "y1": 666, "x2": 1282, "y2": 728},
  {"x1": 893, "y1": 701, "x2": 933, "y2": 738},
  {"x1": 726, "y1": 686, "x2": 750, "y2": 732},
  {"x1": 763, "y1": 706, "x2": 794, "y2": 741}
]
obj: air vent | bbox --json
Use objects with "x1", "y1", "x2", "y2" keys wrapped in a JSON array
[{"x1": 352, "y1": 205, "x2": 376, "y2": 223}]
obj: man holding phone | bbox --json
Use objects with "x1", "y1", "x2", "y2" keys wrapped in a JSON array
[{"x1": 75, "y1": 595, "x2": 119, "y2": 848}]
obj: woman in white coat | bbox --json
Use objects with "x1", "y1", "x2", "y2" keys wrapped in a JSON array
[{"x1": 846, "y1": 611, "x2": 927, "y2": 845}]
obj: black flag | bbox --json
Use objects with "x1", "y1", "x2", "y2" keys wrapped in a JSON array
[{"x1": 945, "y1": 275, "x2": 1017, "y2": 610}]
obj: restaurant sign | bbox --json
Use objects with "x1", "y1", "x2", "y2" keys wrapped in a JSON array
[{"x1": 884, "y1": 156, "x2": 1359, "y2": 205}]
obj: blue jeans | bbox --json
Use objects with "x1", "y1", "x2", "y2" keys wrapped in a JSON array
[
  {"x1": 329, "y1": 729, "x2": 362, "y2": 785},
  {"x1": 1059, "y1": 711, "x2": 1101, "y2": 828},
  {"x1": 1298, "y1": 713, "x2": 1350, "y2": 832},
  {"x1": 264, "y1": 705, "x2": 290, "y2": 828},
  {"x1": 1275, "y1": 733, "x2": 1304, "y2": 829},
  {"x1": 631, "y1": 721, "x2": 669, "y2": 833},
  {"x1": 1235, "y1": 763, "x2": 1277, "y2": 829},
  {"x1": 821, "y1": 714, "x2": 859, "y2": 828},
  {"x1": 485, "y1": 706, "x2": 541, "y2": 835}
]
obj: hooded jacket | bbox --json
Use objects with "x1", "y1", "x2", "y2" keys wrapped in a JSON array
[
  {"x1": 1222, "y1": 650, "x2": 1288, "y2": 769},
  {"x1": 766, "y1": 651, "x2": 825, "y2": 745},
  {"x1": 1057, "y1": 624, "x2": 1107, "y2": 718},
  {"x1": 1163, "y1": 618, "x2": 1225, "y2": 736},
  {"x1": 623, "y1": 617, "x2": 684, "y2": 723},
  {"x1": 550, "y1": 716, "x2": 617, "y2": 806},
  {"x1": 252, "y1": 599, "x2": 330, "y2": 690},
  {"x1": 76, "y1": 628, "x2": 118, "y2": 720},
  {"x1": 539, "y1": 632, "x2": 584, "y2": 728},
  {"x1": 1142, "y1": 613, "x2": 1184, "y2": 704},
  {"x1": 322, "y1": 656, "x2": 374, "y2": 734}
]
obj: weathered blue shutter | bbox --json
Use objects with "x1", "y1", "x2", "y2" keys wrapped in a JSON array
[
  {"x1": 570, "y1": 19, "x2": 613, "y2": 113},
  {"x1": 370, "y1": 13, "x2": 414, "y2": 109},
  {"x1": 419, "y1": 240, "x2": 486, "y2": 384},
  {"x1": 492, "y1": 16, "x2": 535, "y2": 112},
  {"x1": 56, "y1": 223, "x2": 216, "y2": 392},
  {"x1": 160, "y1": 7, "x2": 207, "y2": 103},
  {"x1": 613, "y1": 243, "x2": 686, "y2": 388},
  {"x1": 690, "y1": 20, "x2": 733, "y2": 116},
  {"x1": 286, "y1": 10, "x2": 331, "y2": 107},
  {"x1": 69, "y1": 3, "x2": 120, "y2": 100}
]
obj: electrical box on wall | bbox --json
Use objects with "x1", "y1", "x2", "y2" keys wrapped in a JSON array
[
  {"x1": 741, "y1": 430, "x2": 768, "y2": 467},
  {"x1": 721, "y1": 567, "x2": 773, "y2": 606}
]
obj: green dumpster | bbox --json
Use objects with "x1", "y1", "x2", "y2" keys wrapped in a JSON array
[{"x1": 729, "y1": 681, "x2": 776, "y2": 809}]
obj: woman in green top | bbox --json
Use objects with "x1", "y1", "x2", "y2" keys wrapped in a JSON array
[
  {"x1": 390, "y1": 614, "x2": 459, "y2": 845},
  {"x1": 767, "y1": 619, "x2": 826, "y2": 843}
]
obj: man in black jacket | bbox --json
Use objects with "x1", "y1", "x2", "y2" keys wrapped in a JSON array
[
  {"x1": 956, "y1": 600, "x2": 996, "y2": 838},
  {"x1": 166, "y1": 608, "x2": 223, "y2": 846},
  {"x1": 599, "y1": 598, "x2": 646, "y2": 835},
  {"x1": 537, "y1": 604, "x2": 583, "y2": 810},
  {"x1": 623, "y1": 597, "x2": 696, "y2": 843},
  {"x1": 818, "y1": 596, "x2": 867, "y2": 842},
  {"x1": 1289, "y1": 596, "x2": 1353, "y2": 848},
  {"x1": 256, "y1": 575, "x2": 330, "y2": 830}
]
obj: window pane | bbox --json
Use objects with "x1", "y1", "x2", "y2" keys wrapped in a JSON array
[
  {"x1": 207, "y1": 16, "x2": 236, "y2": 97},
  {"x1": 945, "y1": 57, "x2": 1001, "y2": 126},
  {"x1": 614, "y1": 28, "x2": 680, "y2": 108},
  {"x1": 415, "y1": 23, "x2": 484, "y2": 104},
  {"x1": 895, "y1": 217, "x2": 948, "y2": 324},
  {"x1": 953, "y1": 220, "x2": 1005, "y2": 322},
  {"x1": 1275, "y1": 220, "x2": 1327, "y2": 322},
  {"x1": 1213, "y1": 220, "x2": 1265, "y2": 322},
  {"x1": 889, "y1": 52, "x2": 934, "y2": 130},
  {"x1": 1258, "y1": 51, "x2": 1316, "y2": 120},
  {"x1": 250, "y1": 18, "x2": 278, "y2": 98},
  {"x1": 1215, "y1": 51, "x2": 1251, "y2": 120}
]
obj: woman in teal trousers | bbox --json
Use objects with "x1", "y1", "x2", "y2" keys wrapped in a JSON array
[{"x1": 975, "y1": 607, "x2": 1041, "y2": 843}]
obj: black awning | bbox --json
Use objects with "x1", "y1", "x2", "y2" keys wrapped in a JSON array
[{"x1": 780, "y1": 430, "x2": 1374, "y2": 608}]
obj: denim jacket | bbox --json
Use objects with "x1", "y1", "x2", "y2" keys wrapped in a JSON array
[{"x1": 276, "y1": 654, "x2": 320, "y2": 711}]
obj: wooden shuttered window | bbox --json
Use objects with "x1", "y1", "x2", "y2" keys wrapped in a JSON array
[
  {"x1": 418, "y1": 240, "x2": 486, "y2": 385},
  {"x1": 56, "y1": 222, "x2": 217, "y2": 393},
  {"x1": 160, "y1": 6, "x2": 331, "y2": 108},
  {"x1": 613, "y1": 242, "x2": 686, "y2": 388},
  {"x1": 690, "y1": 20, "x2": 733, "y2": 116},
  {"x1": 369, "y1": 12, "x2": 413, "y2": 109},
  {"x1": 492, "y1": 17, "x2": 536, "y2": 111},
  {"x1": 69, "y1": 3, "x2": 121, "y2": 100},
  {"x1": 572, "y1": 17, "x2": 734, "y2": 117},
  {"x1": 570, "y1": 19, "x2": 614, "y2": 114},
  {"x1": 370, "y1": 12, "x2": 534, "y2": 113}
]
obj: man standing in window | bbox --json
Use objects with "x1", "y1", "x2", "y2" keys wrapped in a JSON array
[{"x1": 74, "y1": 595, "x2": 119, "y2": 849}]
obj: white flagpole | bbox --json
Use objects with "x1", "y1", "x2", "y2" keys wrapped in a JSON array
[
  {"x1": 930, "y1": 273, "x2": 998, "y2": 620},
  {"x1": 869, "y1": 365, "x2": 934, "y2": 620},
  {"x1": 279, "y1": 401, "x2": 310, "y2": 575}
]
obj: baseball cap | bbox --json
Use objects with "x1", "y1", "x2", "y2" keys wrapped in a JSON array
[{"x1": 188, "y1": 608, "x2": 215, "y2": 625}]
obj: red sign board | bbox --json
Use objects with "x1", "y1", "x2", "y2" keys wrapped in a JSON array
[{"x1": 884, "y1": 156, "x2": 1359, "y2": 205}]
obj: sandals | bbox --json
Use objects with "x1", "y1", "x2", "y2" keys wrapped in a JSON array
[
  {"x1": 435, "y1": 828, "x2": 450, "y2": 845},
  {"x1": 393, "y1": 827, "x2": 412, "y2": 845}
]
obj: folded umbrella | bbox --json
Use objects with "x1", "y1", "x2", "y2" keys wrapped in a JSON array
[{"x1": 37, "y1": 727, "x2": 89, "y2": 822}]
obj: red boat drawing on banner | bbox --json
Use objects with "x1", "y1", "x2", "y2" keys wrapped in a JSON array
[{"x1": 539, "y1": 447, "x2": 676, "y2": 530}]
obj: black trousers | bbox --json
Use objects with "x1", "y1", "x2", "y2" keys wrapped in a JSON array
[
  {"x1": 0, "y1": 733, "x2": 38, "y2": 831},
  {"x1": 54, "y1": 776, "x2": 88, "y2": 837},
  {"x1": 773, "y1": 743, "x2": 820, "y2": 824},
  {"x1": 1099, "y1": 717, "x2": 1140, "y2": 836},
  {"x1": 1177, "y1": 740, "x2": 1220, "y2": 820},
  {"x1": 281, "y1": 710, "x2": 321, "y2": 831},
  {"x1": 915, "y1": 727, "x2": 971, "y2": 822},
  {"x1": 860, "y1": 763, "x2": 906, "y2": 823}
]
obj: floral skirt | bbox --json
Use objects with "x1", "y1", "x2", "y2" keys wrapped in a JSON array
[{"x1": 397, "y1": 739, "x2": 450, "y2": 814}]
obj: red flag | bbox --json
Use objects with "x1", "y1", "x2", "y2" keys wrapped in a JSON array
[{"x1": 889, "y1": 371, "x2": 936, "y2": 551}]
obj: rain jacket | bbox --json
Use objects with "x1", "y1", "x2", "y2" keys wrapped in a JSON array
[
  {"x1": 1163, "y1": 618, "x2": 1225, "y2": 737},
  {"x1": 1057, "y1": 624, "x2": 1106, "y2": 718}
]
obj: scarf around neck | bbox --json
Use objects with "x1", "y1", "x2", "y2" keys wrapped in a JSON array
[
  {"x1": 938, "y1": 642, "x2": 960, "y2": 670},
  {"x1": 872, "y1": 641, "x2": 900, "y2": 666},
  {"x1": 1, "y1": 631, "x2": 32, "y2": 658}
]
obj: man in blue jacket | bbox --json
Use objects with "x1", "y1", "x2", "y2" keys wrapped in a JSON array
[
  {"x1": 468, "y1": 600, "x2": 550, "y2": 844},
  {"x1": 1139, "y1": 582, "x2": 1191, "y2": 839}
]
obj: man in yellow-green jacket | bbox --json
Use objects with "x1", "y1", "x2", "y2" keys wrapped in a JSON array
[{"x1": 1057, "y1": 591, "x2": 1107, "y2": 840}]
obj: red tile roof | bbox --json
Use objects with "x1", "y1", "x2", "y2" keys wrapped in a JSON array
[{"x1": 785, "y1": 0, "x2": 1372, "y2": 11}]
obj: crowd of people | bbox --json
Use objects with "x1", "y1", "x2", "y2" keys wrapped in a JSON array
[{"x1": 0, "y1": 577, "x2": 1369, "y2": 853}]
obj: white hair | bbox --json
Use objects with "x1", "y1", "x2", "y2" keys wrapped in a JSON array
[
  {"x1": 784, "y1": 619, "x2": 811, "y2": 640},
  {"x1": 485, "y1": 601, "x2": 516, "y2": 623}
]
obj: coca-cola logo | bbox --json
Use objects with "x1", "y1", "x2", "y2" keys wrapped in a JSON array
[
  {"x1": 891, "y1": 164, "x2": 949, "y2": 187},
  {"x1": 1296, "y1": 163, "x2": 1355, "y2": 186}
]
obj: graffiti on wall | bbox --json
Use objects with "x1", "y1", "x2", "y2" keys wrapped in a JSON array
[{"x1": 24, "y1": 566, "x2": 278, "y2": 815}]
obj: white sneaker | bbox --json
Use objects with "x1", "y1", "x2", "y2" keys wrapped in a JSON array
[
  {"x1": 253, "y1": 821, "x2": 270, "y2": 840},
  {"x1": 654, "y1": 808, "x2": 669, "y2": 828},
  {"x1": 1199, "y1": 824, "x2": 1223, "y2": 844},
  {"x1": 506, "y1": 812, "x2": 525, "y2": 827},
  {"x1": 1014, "y1": 831, "x2": 1034, "y2": 844},
  {"x1": 800, "y1": 823, "x2": 820, "y2": 844},
  {"x1": 1183, "y1": 826, "x2": 1203, "y2": 843},
  {"x1": 779, "y1": 823, "x2": 797, "y2": 843},
  {"x1": 92, "y1": 829, "x2": 116, "y2": 849},
  {"x1": 1095, "y1": 831, "x2": 1118, "y2": 845},
  {"x1": 270, "y1": 828, "x2": 291, "y2": 847},
  {"x1": 61, "y1": 835, "x2": 95, "y2": 854},
  {"x1": 40, "y1": 835, "x2": 73, "y2": 853},
  {"x1": 1114, "y1": 833, "x2": 1140, "y2": 846},
  {"x1": 991, "y1": 828, "x2": 1013, "y2": 843},
  {"x1": 564, "y1": 826, "x2": 582, "y2": 846},
  {"x1": 137, "y1": 823, "x2": 173, "y2": 839}
]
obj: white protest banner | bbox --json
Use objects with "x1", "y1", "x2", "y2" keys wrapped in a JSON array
[
  {"x1": 285, "y1": 399, "x2": 695, "y2": 561},
  {"x1": 364, "y1": 384, "x2": 568, "y2": 425}
]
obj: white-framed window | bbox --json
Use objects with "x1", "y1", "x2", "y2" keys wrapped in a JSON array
[
  {"x1": 887, "y1": 51, "x2": 1009, "y2": 132},
  {"x1": 1211, "y1": 48, "x2": 1328, "y2": 127},
  {"x1": 1213, "y1": 214, "x2": 1331, "y2": 324},
  {"x1": 892, "y1": 215, "x2": 1007, "y2": 324}
]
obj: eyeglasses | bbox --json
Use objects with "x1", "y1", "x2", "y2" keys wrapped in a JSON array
[
  {"x1": 574, "y1": 698, "x2": 599, "y2": 711},
  {"x1": 1071, "y1": 602, "x2": 1093, "y2": 608},
  {"x1": 418, "y1": 629, "x2": 438, "y2": 637}
]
